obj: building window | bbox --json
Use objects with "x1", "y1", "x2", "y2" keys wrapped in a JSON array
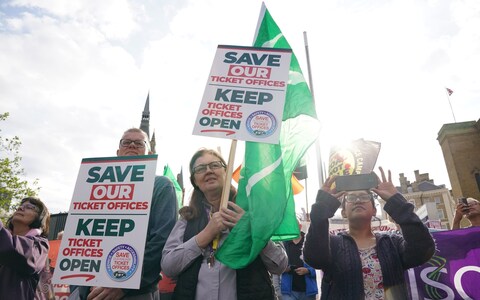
[
  {"x1": 437, "y1": 209, "x2": 445, "y2": 219},
  {"x1": 434, "y1": 197, "x2": 441, "y2": 204}
]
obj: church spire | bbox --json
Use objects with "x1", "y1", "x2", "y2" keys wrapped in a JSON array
[
  {"x1": 140, "y1": 92, "x2": 150, "y2": 138},
  {"x1": 150, "y1": 130, "x2": 156, "y2": 154}
]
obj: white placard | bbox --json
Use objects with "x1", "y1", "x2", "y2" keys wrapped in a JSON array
[
  {"x1": 52, "y1": 155, "x2": 157, "y2": 289},
  {"x1": 193, "y1": 45, "x2": 292, "y2": 144}
]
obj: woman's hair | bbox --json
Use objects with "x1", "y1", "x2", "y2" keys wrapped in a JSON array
[
  {"x1": 467, "y1": 197, "x2": 479, "y2": 204},
  {"x1": 8, "y1": 197, "x2": 50, "y2": 237},
  {"x1": 180, "y1": 148, "x2": 236, "y2": 220}
]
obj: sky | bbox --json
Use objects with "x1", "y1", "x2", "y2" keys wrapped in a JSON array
[{"x1": 1, "y1": 0, "x2": 479, "y2": 215}]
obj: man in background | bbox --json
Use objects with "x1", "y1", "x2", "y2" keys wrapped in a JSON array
[
  {"x1": 281, "y1": 222, "x2": 317, "y2": 300},
  {"x1": 80, "y1": 128, "x2": 178, "y2": 300}
]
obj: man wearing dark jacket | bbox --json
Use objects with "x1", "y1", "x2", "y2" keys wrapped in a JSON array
[
  {"x1": 281, "y1": 226, "x2": 317, "y2": 300},
  {"x1": 78, "y1": 128, "x2": 178, "y2": 300}
]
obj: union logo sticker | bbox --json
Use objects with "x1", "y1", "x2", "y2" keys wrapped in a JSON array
[
  {"x1": 106, "y1": 244, "x2": 138, "y2": 282},
  {"x1": 246, "y1": 110, "x2": 277, "y2": 138}
]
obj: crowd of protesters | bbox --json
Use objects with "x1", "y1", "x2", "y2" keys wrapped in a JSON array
[{"x1": 4, "y1": 127, "x2": 480, "y2": 300}]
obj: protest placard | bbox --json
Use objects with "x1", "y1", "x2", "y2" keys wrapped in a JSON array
[
  {"x1": 52, "y1": 155, "x2": 157, "y2": 289},
  {"x1": 192, "y1": 45, "x2": 292, "y2": 144}
]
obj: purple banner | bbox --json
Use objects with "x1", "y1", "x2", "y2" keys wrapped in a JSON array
[{"x1": 406, "y1": 227, "x2": 480, "y2": 299}]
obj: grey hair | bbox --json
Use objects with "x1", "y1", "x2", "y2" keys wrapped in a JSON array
[{"x1": 121, "y1": 128, "x2": 151, "y2": 152}]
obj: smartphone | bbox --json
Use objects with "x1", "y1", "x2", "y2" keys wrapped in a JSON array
[
  {"x1": 335, "y1": 173, "x2": 378, "y2": 192},
  {"x1": 458, "y1": 197, "x2": 468, "y2": 206}
]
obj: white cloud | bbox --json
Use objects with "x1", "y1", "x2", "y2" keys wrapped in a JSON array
[{"x1": 1, "y1": 0, "x2": 479, "y2": 214}]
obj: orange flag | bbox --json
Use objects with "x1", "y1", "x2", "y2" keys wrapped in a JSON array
[
  {"x1": 48, "y1": 240, "x2": 61, "y2": 269},
  {"x1": 232, "y1": 165, "x2": 304, "y2": 195}
]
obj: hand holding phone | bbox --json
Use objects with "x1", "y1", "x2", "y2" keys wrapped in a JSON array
[
  {"x1": 458, "y1": 197, "x2": 469, "y2": 213},
  {"x1": 289, "y1": 265, "x2": 299, "y2": 273},
  {"x1": 458, "y1": 197, "x2": 468, "y2": 206}
]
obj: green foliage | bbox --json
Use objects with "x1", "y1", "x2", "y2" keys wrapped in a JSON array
[{"x1": 0, "y1": 112, "x2": 40, "y2": 221}]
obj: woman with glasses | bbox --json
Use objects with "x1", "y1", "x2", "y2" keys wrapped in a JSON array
[
  {"x1": 303, "y1": 167, "x2": 435, "y2": 300},
  {"x1": 161, "y1": 148, "x2": 287, "y2": 300},
  {"x1": 0, "y1": 196, "x2": 51, "y2": 300}
]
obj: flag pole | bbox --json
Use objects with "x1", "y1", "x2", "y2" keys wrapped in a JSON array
[
  {"x1": 178, "y1": 167, "x2": 185, "y2": 207},
  {"x1": 304, "y1": 31, "x2": 325, "y2": 187},
  {"x1": 304, "y1": 179, "x2": 310, "y2": 221},
  {"x1": 445, "y1": 88, "x2": 456, "y2": 123},
  {"x1": 220, "y1": 139, "x2": 237, "y2": 208}
]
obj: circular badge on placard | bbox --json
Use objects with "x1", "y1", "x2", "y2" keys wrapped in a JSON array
[
  {"x1": 246, "y1": 110, "x2": 277, "y2": 138},
  {"x1": 106, "y1": 244, "x2": 138, "y2": 282}
]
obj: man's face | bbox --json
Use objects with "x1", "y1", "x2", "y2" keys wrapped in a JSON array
[{"x1": 116, "y1": 131, "x2": 151, "y2": 157}]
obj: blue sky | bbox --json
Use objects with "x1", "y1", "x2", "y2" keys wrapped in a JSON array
[{"x1": 1, "y1": 0, "x2": 479, "y2": 214}]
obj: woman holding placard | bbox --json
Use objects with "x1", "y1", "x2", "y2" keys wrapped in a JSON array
[{"x1": 161, "y1": 148, "x2": 287, "y2": 300}]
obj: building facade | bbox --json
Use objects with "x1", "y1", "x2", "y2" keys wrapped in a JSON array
[
  {"x1": 395, "y1": 170, "x2": 454, "y2": 229},
  {"x1": 437, "y1": 119, "x2": 480, "y2": 201},
  {"x1": 437, "y1": 119, "x2": 480, "y2": 228}
]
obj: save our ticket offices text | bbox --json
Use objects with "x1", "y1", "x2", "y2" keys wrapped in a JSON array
[{"x1": 59, "y1": 164, "x2": 148, "y2": 273}]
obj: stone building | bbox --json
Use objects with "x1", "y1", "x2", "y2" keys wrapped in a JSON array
[
  {"x1": 398, "y1": 170, "x2": 453, "y2": 229},
  {"x1": 373, "y1": 170, "x2": 454, "y2": 230},
  {"x1": 437, "y1": 119, "x2": 480, "y2": 228},
  {"x1": 437, "y1": 119, "x2": 480, "y2": 200}
]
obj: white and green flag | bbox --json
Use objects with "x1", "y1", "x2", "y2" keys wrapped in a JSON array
[
  {"x1": 163, "y1": 164, "x2": 183, "y2": 209},
  {"x1": 216, "y1": 3, "x2": 321, "y2": 269}
]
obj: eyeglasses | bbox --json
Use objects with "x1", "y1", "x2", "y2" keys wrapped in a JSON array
[
  {"x1": 17, "y1": 203, "x2": 39, "y2": 212},
  {"x1": 344, "y1": 194, "x2": 372, "y2": 203},
  {"x1": 119, "y1": 139, "x2": 146, "y2": 148},
  {"x1": 192, "y1": 161, "x2": 225, "y2": 174}
]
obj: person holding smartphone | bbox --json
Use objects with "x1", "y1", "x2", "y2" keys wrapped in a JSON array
[
  {"x1": 303, "y1": 167, "x2": 435, "y2": 300},
  {"x1": 451, "y1": 197, "x2": 480, "y2": 229},
  {"x1": 280, "y1": 222, "x2": 317, "y2": 300}
]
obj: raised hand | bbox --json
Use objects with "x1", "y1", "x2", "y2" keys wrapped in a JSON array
[
  {"x1": 321, "y1": 175, "x2": 346, "y2": 200},
  {"x1": 454, "y1": 202, "x2": 469, "y2": 220},
  {"x1": 371, "y1": 167, "x2": 398, "y2": 201}
]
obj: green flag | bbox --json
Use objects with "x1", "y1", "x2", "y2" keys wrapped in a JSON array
[
  {"x1": 163, "y1": 164, "x2": 183, "y2": 208},
  {"x1": 215, "y1": 3, "x2": 320, "y2": 269}
]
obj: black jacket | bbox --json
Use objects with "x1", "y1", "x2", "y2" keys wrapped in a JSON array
[
  {"x1": 173, "y1": 202, "x2": 274, "y2": 300},
  {"x1": 304, "y1": 190, "x2": 435, "y2": 299}
]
